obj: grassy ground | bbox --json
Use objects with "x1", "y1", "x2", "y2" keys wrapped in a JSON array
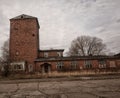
[{"x1": 0, "y1": 72, "x2": 120, "y2": 82}]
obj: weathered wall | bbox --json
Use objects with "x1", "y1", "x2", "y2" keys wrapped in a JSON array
[
  {"x1": 38, "y1": 51, "x2": 63, "y2": 58},
  {"x1": 35, "y1": 59, "x2": 120, "y2": 73},
  {"x1": 10, "y1": 18, "x2": 39, "y2": 70}
]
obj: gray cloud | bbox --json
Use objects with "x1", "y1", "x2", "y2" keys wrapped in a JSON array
[{"x1": 0, "y1": 0, "x2": 120, "y2": 55}]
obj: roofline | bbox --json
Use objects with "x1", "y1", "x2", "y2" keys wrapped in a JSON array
[
  {"x1": 10, "y1": 14, "x2": 40, "y2": 28},
  {"x1": 39, "y1": 49, "x2": 64, "y2": 52},
  {"x1": 35, "y1": 55, "x2": 119, "y2": 62},
  {"x1": 114, "y1": 53, "x2": 120, "y2": 57},
  {"x1": 10, "y1": 14, "x2": 37, "y2": 20},
  {"x1": 10, "y1": 18, "x2": 40, "y2": 29}
]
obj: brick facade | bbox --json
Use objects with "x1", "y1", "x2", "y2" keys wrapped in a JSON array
[
  {"x1": 9, "y1": 14, "x2": 120, "y2": 74},
  {"x1": 38, "y1": 49, "x2": 64, "y2": 58},
  {"x1": 9, "y1": 14, "x2": 39, "y2": 72}
]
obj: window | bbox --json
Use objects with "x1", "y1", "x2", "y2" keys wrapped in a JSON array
[
  {"x1": 56, "y1": 62, "x2": 64, "y2": 70},
  {"x1": 57, "y1": 52, "x2": 62, "y2": 57},
  {"x1": 110, "y1": 61, "x2": 116, "y2": 68},
  {"x1": 16, "y1": 42, "x2": 19, "y2": 45},
  {"x1": 28, "y1": 64, "x2": 33, "y2": 72},
  {"x1": 11, "y1": 61, "x2": 25, "y2": 71},
  {"x1": 32, "y1": 34, "x2": 35, "y2": 37},
  {"x1": 117, "y1": 60, "x2": 120, "y2": 66},
  {"x1": 21, "y1": 15, "x2": 23, "y2": 18},
  {"x1": 44, "y1": 52, "x2": 48, "y2": 58},
  {"x1": 14, "y1": 64, "x2": 23, "y2": 70},
  {"x1": 98, "y1": 60, "x2": 106, "y2": 68},
  {"x1": 15, "y1": 51, "x2": 19, "y2": 56},
  {"x1": 70, "y1": 61, "x2": 77, "y2": 70},
  {"x1": 84, "y1": 60, "x2": 92, "y2": 69}
]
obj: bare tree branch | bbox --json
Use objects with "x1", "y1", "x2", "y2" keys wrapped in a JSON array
[
  {"x1": 0, "y1": 39, "x2": 10, "y2": 77},
  {"x1": 67, "y1": 35, "x2": 107, "y2": 56}
]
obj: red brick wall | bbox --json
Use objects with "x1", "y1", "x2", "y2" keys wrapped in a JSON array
[
  {"x1": 35, "y1": 58, "x2": 120, "y2": 73},
  {"x1": 38, "y1": 51, "x2": 63, "y2": 58},
  {"x1": 106, "y1": 59, "x2": 120, "y2": 68},
  {"x1": 10, "y1": 18, "x2": 39, "y2": 68},
  {"x1": 116, "y1": 60, "x2": 120, "y2": 68},
  {"x1": 92, "y1": 60, "x2": 99, "y2": 68}
]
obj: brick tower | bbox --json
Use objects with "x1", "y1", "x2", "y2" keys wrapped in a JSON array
[{"x1": 9, "y1": 14, "x2": 40, "y2": 72}]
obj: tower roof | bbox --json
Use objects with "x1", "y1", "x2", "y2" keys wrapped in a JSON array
[
  {"x1": 10, "y1": 14, "x2": 37, "y2": 20},
  {"x1": 10, "y1": 14, "x2": 40, "y2": 28}
]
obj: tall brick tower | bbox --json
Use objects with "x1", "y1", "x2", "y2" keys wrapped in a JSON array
[{"x1": 9, "y1": 14, "x2": 40, "y2": 72}]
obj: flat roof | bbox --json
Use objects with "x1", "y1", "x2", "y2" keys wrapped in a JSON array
[
  {"x1": 35, "y1": 55, "x2": 118, "y2": 62},
  {"x1": 39, "y1": 49, "x2": 64, "y2": 52}
]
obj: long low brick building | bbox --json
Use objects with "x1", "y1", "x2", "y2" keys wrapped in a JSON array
[{"x1": 9, "y1": 14, "x2": 120, "y2": 75}]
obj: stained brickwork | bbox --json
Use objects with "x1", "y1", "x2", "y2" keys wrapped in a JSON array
[
  {"x1": 9, "y1": 14, "x2": 120, "y2": 74},
  {"x1": 38, "y1": 50, "x2": 64, "y2": 58},
  {"x1": 10, "y1": 15, "x2": 39, "y2": 71}
]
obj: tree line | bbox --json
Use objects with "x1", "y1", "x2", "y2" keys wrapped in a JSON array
[{"x1": 67, "y1": 35, "x2": 107, "y2": 56}]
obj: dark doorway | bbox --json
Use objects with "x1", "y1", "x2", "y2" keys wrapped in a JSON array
[
  {"x1": 41, "y1": 63, "x2": 51, "y2": 73},
  {"x1": 44, "y1": 64, "x2": 49, "y2": 73}
]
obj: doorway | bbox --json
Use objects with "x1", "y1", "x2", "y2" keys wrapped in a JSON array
[{"x1": 41, "y1": 63, "x2": 51, "y2": 73}]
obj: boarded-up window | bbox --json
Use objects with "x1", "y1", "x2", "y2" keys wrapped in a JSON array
[{"x1": 110, "y1": 61, "x2": 116, "y2": 68}]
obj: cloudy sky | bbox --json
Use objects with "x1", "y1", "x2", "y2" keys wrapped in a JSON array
[{"x1": 0, "y1": 0, "x2": 120, "y2": 55}]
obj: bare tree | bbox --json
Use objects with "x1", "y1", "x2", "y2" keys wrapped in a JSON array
[
  {"x1": 67, "y1": 35, "x2": 106, "y2": 56},
  {"x1": 0, "y1": 39, "x2": 10, "y2": 77}
]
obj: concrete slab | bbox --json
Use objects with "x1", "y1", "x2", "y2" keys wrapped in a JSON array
[{"x1": 0, "y1": 78, "x2": 120, "y2": 98}]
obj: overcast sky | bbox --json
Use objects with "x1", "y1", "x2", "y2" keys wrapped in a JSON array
[{"x1": 0, "y1": 0, "x2": 120, "y2": 55}]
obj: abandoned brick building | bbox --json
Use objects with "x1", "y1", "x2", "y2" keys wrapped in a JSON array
[{"x1": 9, "y1": 14, "x2": 120, "y2": 74}]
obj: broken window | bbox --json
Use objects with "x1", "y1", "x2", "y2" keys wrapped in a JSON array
[
  {"x1": 56, "y1": 62, "x2": 64, "y2": 70},
  {"x1": 84, "y1": 60, "x2": 92, "y2": 69},
  {"x1": 98, "y1": 60, "x2": 106, "y2": 68}
]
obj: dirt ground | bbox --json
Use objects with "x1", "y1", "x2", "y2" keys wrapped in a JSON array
[{"x1": 0, "y1": 76, "x2": 120, "y2": 98}]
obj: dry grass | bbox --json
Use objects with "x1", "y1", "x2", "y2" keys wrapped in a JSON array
[{"x1": 0, "y1": 70, "x2": 120, "y2": 80}]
